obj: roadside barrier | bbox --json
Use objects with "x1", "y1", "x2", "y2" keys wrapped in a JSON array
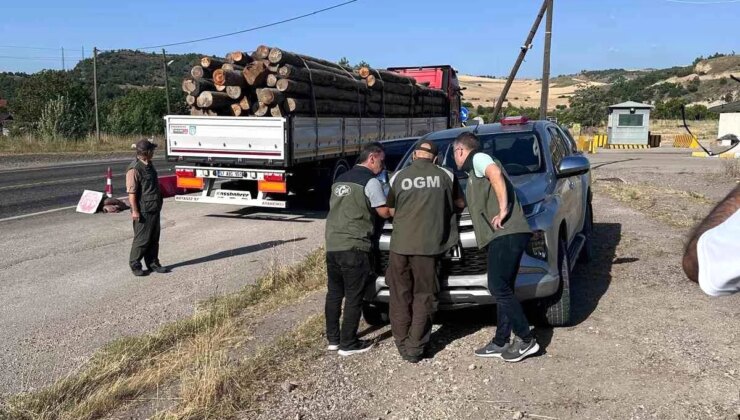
[
  {"x1": 673, "y1": 134, "x2": 700, "y2": 148},
  {"x1": 648, "y1": 134, "x2": 662, "y2": 148},
  {"x1": 603, "y1": 144, "x2": 650, "y2": 149},
  {"x1": 593, "y1": 134, "x2": 607, "y2": 148},
  {"x1": 105, "y1": 167, "x2": 113, "y2": 198}
]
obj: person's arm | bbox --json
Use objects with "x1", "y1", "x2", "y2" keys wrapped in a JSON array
[
  {"x1": 126, "y1": 168, "x2": 140, "y2": 221},
  {"x1": 484, "y1": 163, "x2": 508, "y2": 229},
  {"x1": 452, "y1": 174, "x2": 466, "y2": 212},
  {"x1": 366, "y1": 178, "x2": 391, "y2": 219},
  {"x1": 682, "y1": 184, "x2": 740, "y2": 283}
]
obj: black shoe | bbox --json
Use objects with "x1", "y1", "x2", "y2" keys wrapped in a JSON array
[
  {"x1": 132, "y1": 267, "x2": 148, "y2": 277},
  {"x1": 501, "y1": 337, "x2": 540, "y2": 363},
  {"x1": 148, "y1": 263, "x2": 170, "y2": 274},
  {"x1": 474, "y1": 340, "x2": 510, "y2": 358},
  {"x1": 337, "y1": 340, "x2": 374, "y2": 356},
  {"x1": 402, "y1": 353, "x2": 422, "y2": 364}
]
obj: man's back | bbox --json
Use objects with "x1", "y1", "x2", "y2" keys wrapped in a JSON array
[{"x1": 388, "y1": 159, "x2": 459, "y2": 256}]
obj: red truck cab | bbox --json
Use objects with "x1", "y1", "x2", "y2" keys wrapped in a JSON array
[{"x1": 387, "y1": 65, "x2": 463, "y2": 128}]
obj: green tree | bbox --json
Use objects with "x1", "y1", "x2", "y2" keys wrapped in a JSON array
[
  {"x1": 11, "y1": 70, "x2": 92, "y2": 132},
  {"x1": 568, "y1": 86, "x2": 611, "y2": 126},
  {"x1": 104, "y1": 88, "x2": 171, "y2": 135},
  {"x1": 337, "y1": 57, "x2": 351, "y2": 68},
  {"x1": 37, "y1": 95, "x2": 88, "y2": 140},
  {"x1": 353, "y1": 60, "x2": 370, "y2": 70}
]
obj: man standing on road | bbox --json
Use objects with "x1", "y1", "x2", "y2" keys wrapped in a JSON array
[
  {"x1": 452, "y1": 132, "x2": 538, "y2": 363},
  {"x1": 127, "y1": 139, "x2": 169, "y2": 277},
  {"x1": 325, "y1": 142, "x2": 391, "y2": 357},
  {"x1": 386, "y1": 141, "x2": 464, "y2": 363},
  {"x1": 682, "y1": 183, "x2": 740, "y2": 296}
]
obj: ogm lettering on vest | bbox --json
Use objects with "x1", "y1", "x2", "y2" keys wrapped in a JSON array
[{"x1": 401, "y1": 175, "x2": 441, "y2": 190}]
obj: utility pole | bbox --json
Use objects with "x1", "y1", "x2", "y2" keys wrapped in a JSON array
[
  {"x1": 61, "y1": 47, "x2": 65, "y2": 71},
  {"x1": 492, "y1": 0, "x2": 548, "y2": 122},
  {"x1": 93, "y1": 47, "x2": 100, "y2": 142},
  {"x1": 162, "y1": 49, "x2": 171, "y2": 114},
  {"x1": 539, "y1": 0, "x2": 554, "y2": 120}
]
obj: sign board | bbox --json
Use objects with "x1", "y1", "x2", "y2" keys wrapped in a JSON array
[
  {"x1": 460, "y1": 106, "x2": 469, "y2": 122},
  {"x1": 76, "y1": 190, "x2": 104, "y2": 214}
]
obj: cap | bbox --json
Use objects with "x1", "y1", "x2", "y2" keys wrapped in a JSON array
[
  {"x1": 414, "y1": 140, "x2": 438, "y2": 156},
  {"x1": 134, "y1": 139, "x2": 158, "y2": 153}
]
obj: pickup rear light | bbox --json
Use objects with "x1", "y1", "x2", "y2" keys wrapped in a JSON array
[
  {"x1": 176, "y1": 168, "x2": 195, "y2": 178},
  {"x1": 264, "y1": 173, "x2": 284, "y2": 182}
]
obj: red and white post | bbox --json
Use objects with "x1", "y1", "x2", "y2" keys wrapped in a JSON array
[{"x1": 105, "y1": 167, "x2": 113, "y2": 198}]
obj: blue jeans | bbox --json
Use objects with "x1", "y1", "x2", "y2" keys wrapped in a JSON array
[{"x1": 487, "y1": 233, "x2": 533, "y2": 345}]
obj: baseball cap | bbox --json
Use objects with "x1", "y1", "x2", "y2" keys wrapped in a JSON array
[
  {"x1": 134, "y1": 139, "x2": 158, "y2": 152},
  {"x1": 414, "y1": 140, "x2": 438, "y2": 156}
]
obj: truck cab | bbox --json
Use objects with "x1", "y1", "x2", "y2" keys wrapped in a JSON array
[{"x1": 387, "y1": 65, "x2": 463, "y2": 128}]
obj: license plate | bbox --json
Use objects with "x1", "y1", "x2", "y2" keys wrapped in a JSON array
[
  {"x1": 217, "y1": 170, "x2": 244, "y2": 178},
  {"x1": 446, "y1": 244, "x2": 462, "y2": 261}
]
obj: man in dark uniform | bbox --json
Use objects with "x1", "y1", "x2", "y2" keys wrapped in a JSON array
[
  {"x1": 452, "y1": 132, "x2": 537, "y2": 363},
  {"x1": 126, "y1": 139, "x2": 168, "y2": 277},
  {"x1": 325, "y1": 142, "x2": 391, "y2": 356},
  {"x1": 386, "y1": 141, "x2": 465, "y2": 363}
]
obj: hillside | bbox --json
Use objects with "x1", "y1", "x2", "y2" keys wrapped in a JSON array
[{"x1": 459, "y1": 54, "x2": 740, "y2": 111}]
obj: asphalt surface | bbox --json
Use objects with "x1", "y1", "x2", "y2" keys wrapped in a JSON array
[{"x1": 0, "y1": 158, "x2": 175, "y2": 220}]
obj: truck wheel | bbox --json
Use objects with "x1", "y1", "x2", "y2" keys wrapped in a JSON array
[
  {"x1": 579, "y1": 201, "x2": 594, "y2": 263},
  {"x1": 539, "y1": 238, "x2": 572, "y2": 327},
  {"x1": 362, "y1": 303, "x2": 389, "y2": 326},
  {"x1": 332, "y1": 159, "x2": 350, "y2": 183}
]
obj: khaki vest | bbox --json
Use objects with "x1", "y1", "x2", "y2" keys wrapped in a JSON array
[
  {"x1": 389, "y1": 159, "x2": 459, "y2": 256},
  {"x1": 465, "y1": 154, "x2": 531, "y2": 248},
  {"x1": 325, "y1": 167, "x2": 376, "y2": 252}
]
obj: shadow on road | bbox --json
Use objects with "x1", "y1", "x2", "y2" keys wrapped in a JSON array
[
  {"x1": 205, "y1": 205, "x2": 326, "y2": 223},
  {"x1": 167, "y1": 237, "x2": 307, "y2": 270}
]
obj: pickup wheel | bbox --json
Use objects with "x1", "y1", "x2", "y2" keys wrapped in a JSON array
[
  {"x1": 538, "y1": 238, "x2": 572, "y2": 327},
  {"x1": 579, "y1": 201, "x2": 594, "y2": 263},
  {"x1": 362, "y1": 303, "x2": 390, "y2": 326}
]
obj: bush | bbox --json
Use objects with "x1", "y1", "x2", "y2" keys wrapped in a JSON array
[
  {"x1": 38, "y1": 95, "x2": 89, "y2": 140},
  {"x1": 104, "y1": 88, "x2": 172, "y2": 136}
]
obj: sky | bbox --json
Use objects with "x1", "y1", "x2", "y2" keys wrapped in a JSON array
[{"x1": 1, "y1": 0, "x2": 739, "y2": 77}]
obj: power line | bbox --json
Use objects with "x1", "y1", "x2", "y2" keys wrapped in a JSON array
[
  {"x1": 0, "y1": 55, "x2": 64, "y2": 61},
  {"x1": 122, "y1": 0, "x2": 359, "y2": 50},
  {"x1": 665, "y1": 0, "x2": 740, "y2": 4},
  {"x1": 0, "y1": 45, "x2": 64, "y2": 51}
]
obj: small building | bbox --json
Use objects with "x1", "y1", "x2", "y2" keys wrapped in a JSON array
[
  {"x1": 607, "y1": 101, "x2": 654, "y2": 146},
  {"x1": 709, "y1": 101, "x2": 740, "y2": 141},
  {"x1": 0, "y1": 113, "x2": 13, "y2": 136}
]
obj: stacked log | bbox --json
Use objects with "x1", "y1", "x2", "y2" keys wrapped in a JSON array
[{"x1": 183, "y1": 45, "x2": 449, "y2": 118}]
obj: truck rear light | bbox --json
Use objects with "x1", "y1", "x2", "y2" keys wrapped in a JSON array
[
  {"x1": 264, "y1": 173, "x2": 284, "y2": 182},
  {"x1": 176, "y1": 168, "x2": 195, "y2": 177},
  {"x1": 177, "y1": 176, "x2": 204, "y2": 190},
  {"x1": 258, "y1": 180, "x2": 287, "y2": 194},
  {"x1": 501, "y1": 116, "x2": 529, "y2": 125}
]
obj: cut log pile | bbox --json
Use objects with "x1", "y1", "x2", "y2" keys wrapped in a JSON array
[{"x1": 181, "y1": 45, "x2": 449, "y2": 118}]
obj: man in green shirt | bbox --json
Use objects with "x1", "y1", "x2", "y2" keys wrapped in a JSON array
[
  {"x1": 452, "y1": 132, "x2": 537, "y2": 363},
  {"x1": 325, "y1": 142, "x2": 391, "y2": 356},
  {"x1": 386, "y1": 141, "x2": 465, "y2": 363}
]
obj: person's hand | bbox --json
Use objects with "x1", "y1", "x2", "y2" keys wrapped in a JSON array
[
  {"x1": 491, "y1": 207, "x2": 508, "y2": 230},
  {"x1": 131, "y1": 211, "x2": 140, "y2": 222}
]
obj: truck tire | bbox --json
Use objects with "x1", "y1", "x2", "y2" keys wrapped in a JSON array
[
  {"x1": 362, "y1": 303, "x2": 389, "y2": 326},
  {"x1": 332, "y1": 159, "x2": 350, "y2": 183},
  {"x1": 579, "y1": 201, "x2": 594, "y2": 263},
  {"x1": 539, "y1": 238, "x2": 572, "y2": 327}
]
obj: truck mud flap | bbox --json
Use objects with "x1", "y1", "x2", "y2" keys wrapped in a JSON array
[{"x1": 174, "y1": 194, "x2": 287, "y2": 209}]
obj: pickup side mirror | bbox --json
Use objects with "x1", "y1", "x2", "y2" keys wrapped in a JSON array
[{"x1": 556, "y1": 155, "x2": 590, "y2": 178}]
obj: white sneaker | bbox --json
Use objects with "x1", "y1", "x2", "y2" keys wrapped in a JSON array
[
  {"x1": 337, "y1": 340, "x2": 374, "y2": 356},
  {"x1": 327, "y1": 343, "x2": 339, "y2": 351}
]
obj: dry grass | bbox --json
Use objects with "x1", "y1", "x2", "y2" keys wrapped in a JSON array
[
  {"x1": 594, "y1": 181, "x2": 714, "y2": 229},
  {"x1": 720, "y1": 159, "x2": 740, "y2": 180},
  {"x1": 0, "y1": 249, "x2": 327, "y2": 420},
  {"x1": 649, "y1": 119, "x2": 718, "y2": 142},
  {"x1": 0, "y1": 133, "x2": 154, "y2": 155}
]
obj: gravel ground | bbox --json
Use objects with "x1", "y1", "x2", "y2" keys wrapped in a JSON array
[{"x1": 254, "y1": 186, "x2": 739, "y2": 419}]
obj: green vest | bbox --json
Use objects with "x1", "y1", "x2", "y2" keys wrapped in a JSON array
[
  {"x1": 325, "y1": 167, "x2": 376, "y2": 252},
  {"x1": 388, "y1": 159, "x2": 459, "y2": 256},
  {"x1": 128, "y1": 159, "x2": 163, "y2": 213},
  {"x1": 465, "y1": 153, "x2": 531, "y2": 248}
]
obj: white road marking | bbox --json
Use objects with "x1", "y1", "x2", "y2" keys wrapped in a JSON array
[
  {"x1": 0, "y1": 174, "x2": 121, "y2": 191},
  {"x1": 0, "y1": 206, "x2": 77, "y2": 222}
]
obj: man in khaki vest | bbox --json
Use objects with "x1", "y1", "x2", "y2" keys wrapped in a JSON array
[
  {"x1": 386, "y1": 141, "x2": 464, "y2": 363},
  {"x1": 452, "y1": 132, "x2": 537, "y2": 363},
  {"x1": 127, "y1": 139, "x2": 168, "y2": 277}
]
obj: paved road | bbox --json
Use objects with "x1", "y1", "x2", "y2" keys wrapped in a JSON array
[{"x1": 0, "y1": 158, "x2": 175, "y2": 220}]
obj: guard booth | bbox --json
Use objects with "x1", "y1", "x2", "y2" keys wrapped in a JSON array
[{"x1": 607, "y1": 101, "x2": 654, "y2": 147}]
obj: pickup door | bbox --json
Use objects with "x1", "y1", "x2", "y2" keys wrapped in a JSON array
[{"x1": 547, "y1": 126, "x2": 584, "y2": 243}]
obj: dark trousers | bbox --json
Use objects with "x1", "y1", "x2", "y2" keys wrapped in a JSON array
[
  {"x1": 488, "y1": 233, "x2": 533, "y2": 345},
  {"x1": 325, "y1": 250, "x2": 372, "y2": 349},
  {"x1": 129, "y1": 212, "x2": 161, "y2": 270},
  {"x1": 386, "y1": 252, "x2": 439, "y2": 357}
]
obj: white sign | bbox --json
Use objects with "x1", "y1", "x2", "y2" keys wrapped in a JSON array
[{"x1": 76, "y1": 190, "x2": 104, "y2": 214}]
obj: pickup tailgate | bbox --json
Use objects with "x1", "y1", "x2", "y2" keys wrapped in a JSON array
[{"x1": 166, "y1": 116, "x2": 286, "y2": 162}]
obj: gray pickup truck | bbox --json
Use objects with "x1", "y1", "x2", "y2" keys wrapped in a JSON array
[{"x1": 364, "y1": 118, "x2": 592, "y2": 327}]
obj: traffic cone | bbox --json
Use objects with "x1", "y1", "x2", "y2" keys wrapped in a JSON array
[{"x1": 105, "y1": 167, "x2": 113, "y2": 198}]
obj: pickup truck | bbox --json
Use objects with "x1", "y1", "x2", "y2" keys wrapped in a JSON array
[{"x1": 364, "y1": 117, "x2": 593, "y2": 327}]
